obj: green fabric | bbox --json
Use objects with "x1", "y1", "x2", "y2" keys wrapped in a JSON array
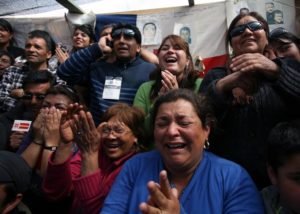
[
  {"x1": 133, "y1": 78, "x2": 202, "y2": 115},
  {"x1": 133, "y1": 78, "x2": 203, "y2": 148}
]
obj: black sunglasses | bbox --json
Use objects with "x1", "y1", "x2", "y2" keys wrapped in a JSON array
[
  {"x1": 269, "y1": 27, "x2": 288, "y2": 39},
  {"x1": 22, "y1": 93, "x2": 46, "y2": 100},
  {"x1": 230, "y1": 21, "x2": 263, "y2": 38},
  {"x1": 112, "y1": 28, "x2": 135, "y2": 40}
]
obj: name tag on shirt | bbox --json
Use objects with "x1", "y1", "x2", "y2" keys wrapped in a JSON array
[
  {"x1": 12, "y1": 120, "x2": 32, "y2": 132},
  {"x1": 102, "y1": 76, "x2": 122, "y2": 100}
]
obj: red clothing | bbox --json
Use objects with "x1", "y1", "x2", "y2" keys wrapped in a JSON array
[{"x1": 42, "y1": 148, "x2": 136, "y2": 214}]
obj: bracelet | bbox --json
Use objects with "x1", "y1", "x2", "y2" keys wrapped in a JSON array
[{"x1": 44, "y1": 145, "x2": 57, "y2": 151}]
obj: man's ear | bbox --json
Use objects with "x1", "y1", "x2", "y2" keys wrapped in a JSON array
[
  {"x1": 136, "y1": 44, "x2": 141, "y2": 54},
  {"x1": 2, "y1": 194, "x2": 23, "y2": 214},
  {"x1": 46, "y1": 50, "x2": 52, "y2": 60},
  {"x1": 267, "y1": 164, "x2": 278, "y2": 185}
]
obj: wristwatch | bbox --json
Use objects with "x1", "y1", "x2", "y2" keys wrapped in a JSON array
[{"x1": 43, "y1": 145, "x2": 57, "y2": 151}]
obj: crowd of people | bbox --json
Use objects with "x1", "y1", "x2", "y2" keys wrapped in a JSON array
[{"x1": 0, "y1": 8, "x2": 300, "y2": 214}]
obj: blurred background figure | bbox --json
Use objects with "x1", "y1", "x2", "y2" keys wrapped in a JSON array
[
  {"x1": 0, "y1": 50, "x2": 14, "y2": 80},
  {"x1": 269, "y1": 27, "x2": 300, "y2": 61},
  {"x1": 55, "y1": 24, "x2": 95, "y2": 65},
  {"x1": 0, "y1": 18, "x2": 24, "y2": 60},
  {"x1": 262, "y1": 120, "x2": 300, "y2": 214},
  {"x1": 0, "y1": 151, "x2": 32, "y2": 214}
]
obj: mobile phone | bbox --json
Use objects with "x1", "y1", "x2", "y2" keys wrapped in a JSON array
[
  {"x1": 106, "y1": 39, "x2": 113, "y2": 48},
  {"x1": 57, "y1": 43, "x2": 68, "y2": 53}
]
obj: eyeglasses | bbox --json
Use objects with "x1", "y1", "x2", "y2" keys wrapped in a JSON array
[
  {"x1": 112, "y1": 28, "x2": 135, "y2": 40},
  {"x1": 0, "y1": 58, "x2": 12, "y2": 65},
  {"x1": 102, "y1": 124, "x2": 130, "y2": 137},
  {"x1": 22, "y1": 93, "x2": 46, "y2": 100},
  {"x1": 269, "y1": 27, "x2": 288, "y2": 39},
  {"x1": 230, "y1": 21, "x2": 264, "y2": 38}
]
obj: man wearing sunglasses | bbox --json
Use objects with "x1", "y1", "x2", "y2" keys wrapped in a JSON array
[
  {"x1": 58, "y1": 23, "x2": 156, "y2": 125},
  {"x1": 0, "y1": 70, "x2": 53, "y2": 151}
]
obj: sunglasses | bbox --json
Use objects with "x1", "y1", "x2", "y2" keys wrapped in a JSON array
[
  {"x1": 230, "y1": 21, "x2": 263, "y2": 38},
  {"x1": 112, "y1": 28, "x2": 135, "y2": 40},
  {"x1": 22, "y1": 93, "x2": 46, "y2": 100}
]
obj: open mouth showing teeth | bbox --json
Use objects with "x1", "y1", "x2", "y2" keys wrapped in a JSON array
[
  {"x1": 104, "y1": 143, "x2": 120, "y2": 148},
  {"x1": 166, "y1": 144, "x2": 186, "y2": 149},
  {"x1": 165, "y1": 57, "x2": 177, "y2": 63}
]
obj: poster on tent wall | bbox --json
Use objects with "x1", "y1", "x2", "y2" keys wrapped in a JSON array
[
  {"x1": 225, "y1": 0, "x2": 295, "y2": 33},
  {"x1": 6, "y1": 2, "x2": 228, "y2": 74},
  {"x1": 136, "y1": 2, "x2": 228, "y2": 74},
  {"x1": 6, "y1": 17, "x2": 73, "y2": 51}
]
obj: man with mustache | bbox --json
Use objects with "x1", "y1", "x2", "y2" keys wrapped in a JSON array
[{"x1": 57, "y1": 23, "x2": 156, "y2": 125}]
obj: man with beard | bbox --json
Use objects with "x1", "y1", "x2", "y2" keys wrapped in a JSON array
[{"x1": 57, "y1": 23, "x2": 156, "y2": 125}]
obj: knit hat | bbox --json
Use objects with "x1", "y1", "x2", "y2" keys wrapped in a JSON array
[{"x1": 0, "y1": 151, "x2": 32, "y2": 193}]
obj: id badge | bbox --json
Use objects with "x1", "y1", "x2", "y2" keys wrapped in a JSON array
[{"x1": 102, "y1": 76, "x2": 122, "y2": 100}]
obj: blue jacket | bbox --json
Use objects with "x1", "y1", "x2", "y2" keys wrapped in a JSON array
[
  {"x1": 57, "y1": 43, "x2": 156, "y2": 125},
  {"x1": 101, "y1": 151, "x2": 264, "y2": 214}
]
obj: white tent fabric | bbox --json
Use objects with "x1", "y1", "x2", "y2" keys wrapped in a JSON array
[{"x1": 1, "y1": 0, "x2": 225, "y2": 18}]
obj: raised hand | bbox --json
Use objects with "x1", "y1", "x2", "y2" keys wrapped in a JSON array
[
  {"x1": 158, "y1": 70, "x2": 179, "y2": 96},
  {"x1": 98, "y1": 34, "x2": 113, "y2": 55},
  {"x1": 60, "y1": 103, "x2": 83, "y2": 143},
  {"x1": 32, "y1": 109, "x2": 46, "y2": 144},
  {"x1": 71, "y1": 110, "x2": 101, "y2": 155},
  {"x1": 44, "y1": 107, "x2": 63, "y2": 147},
  {"x1": 55, "y1": 46, "x2": 69, "y2": 64},
  {"x1": 139, "y1": 170, "x2": 180, "y2": 214}
]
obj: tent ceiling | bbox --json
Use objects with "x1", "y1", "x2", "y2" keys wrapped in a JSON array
[
  {"x1": 0, "y1": 0, "x2": 98, "y2": 16},
  {"x1": 0, "y1": 0, "x2": 224, "y2": 17}
]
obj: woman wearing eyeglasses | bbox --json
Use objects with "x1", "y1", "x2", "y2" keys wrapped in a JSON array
[
  {"x1": 42, "y1": 103, "x2": 146, "y2": 214},
  {"x1": 199, "y1": 12, "x2": 300, "y2": 189}
]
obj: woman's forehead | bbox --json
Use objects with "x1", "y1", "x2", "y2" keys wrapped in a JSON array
[{"x1": 236, "y1": 16, "x2": 257, "y2": 26}]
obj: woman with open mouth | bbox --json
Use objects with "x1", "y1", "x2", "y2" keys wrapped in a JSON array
[
  {"x1": 134, "y1": 34, "x2": 202, "y2": 137},
  {"x1": 199, "y1": 12, "x2": 300, "y2": 190},
  {"x1": 42, "y1": 102, "x2": 146, "y2": 214},
  {"x1": 101, "y1": 89, "x2": 264, "y2": 213}
]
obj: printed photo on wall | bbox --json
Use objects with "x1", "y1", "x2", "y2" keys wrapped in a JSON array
[
  {"x1": 265, "y1": 2, "x2": 284, "y2": 25},
  {"x1": 137, "y1": 19, "x2": 161, "y2": 45},
  {"x1": 174, "y1": 23, "x2": 192, "y2": 44}
]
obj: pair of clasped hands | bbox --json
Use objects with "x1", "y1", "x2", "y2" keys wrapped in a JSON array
[
  {"x1": 159, "y1": 70, "x2": 179, "y2": 95},
  {"x1": 225, "y1": 53, "x2": 279, "y2": 105},
  {"x1": 139, "y1": 170, "x2": 181, "y2": 214}
]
